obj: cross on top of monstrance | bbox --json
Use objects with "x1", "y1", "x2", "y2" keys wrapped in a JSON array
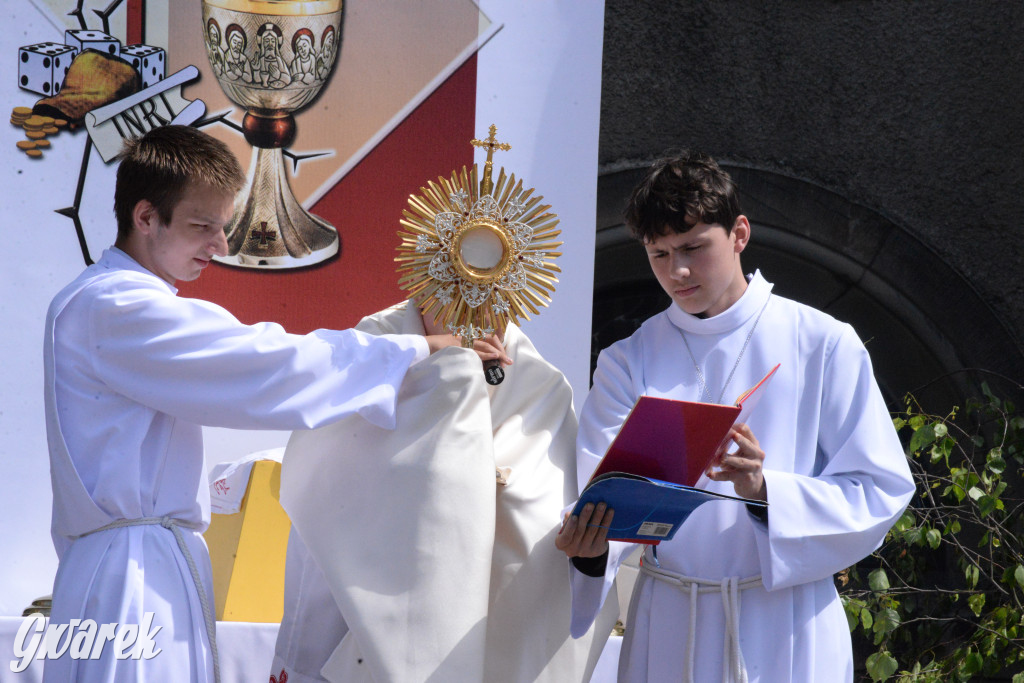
[
  {"x1": 471, "y1": 124, "x2": 512, "y2": 196},
  {"x1": 396, "y1": 124, "x2": 563, "y2": 348}
]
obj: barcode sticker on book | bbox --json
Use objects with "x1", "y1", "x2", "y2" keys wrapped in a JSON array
[{"x1": 638, "y1": 522, "x2": 673, "y2": 537}]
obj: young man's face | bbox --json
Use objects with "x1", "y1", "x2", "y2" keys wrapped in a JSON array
[
  {"x1": 644, "y1": 216, "x2": 750, "y2": 318},
  {"x1": 131, "y1": 183, "x2": 236, "y2": 285}
]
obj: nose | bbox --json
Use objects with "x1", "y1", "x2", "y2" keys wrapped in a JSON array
[
  {"x1": 209, "y1": 227, "x2": 229, "y2": 257},
  {"x1": 670, "y1": 252, "x2": 690, "y2": 279}
]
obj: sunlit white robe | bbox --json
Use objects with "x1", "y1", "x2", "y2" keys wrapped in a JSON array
[
  {"x1": 274, "y1": 302, "x2": 616, "y2": 683},
  {"x1": 43, "y1": 248, "x2": 427, "y2": 683},
  {"x1": 569, "y1": 271, "x2": 915, "y2": 682}
]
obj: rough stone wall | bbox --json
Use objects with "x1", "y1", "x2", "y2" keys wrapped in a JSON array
[{"x1": 599, "y1": 0, "x2": 1024, "y2": 361}]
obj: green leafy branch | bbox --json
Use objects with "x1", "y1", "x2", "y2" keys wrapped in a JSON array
[{"x1": 839, "y1": 385, "x2": 1024, "y2": 682}]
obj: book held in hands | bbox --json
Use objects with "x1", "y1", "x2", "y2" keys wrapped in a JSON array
[{"x1": 572, "y1": 364, "x2": 779, "y2": 544}]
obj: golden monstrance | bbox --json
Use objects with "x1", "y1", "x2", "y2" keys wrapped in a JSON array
[{"x1": 396, "y1": 125, "x2": 563, "y2": 351}]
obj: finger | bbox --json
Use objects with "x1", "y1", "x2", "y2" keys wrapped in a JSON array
[
  {"x1": 574, "y1": 503, "x2": 596, "y2": 536},
  {"x1": 732, "y1": 422, "x2": 760, "y2": 448},
  {"x1": 717, "y1": 457, "x2": 754, "y2": 475},
  {"x1": 555, "y1": 514, "x2": 579, "y2": 552},
  {"x1": 557, "y1": 510, "x2": 572, "y2": 534},
  {"x1": 725, "y1": 430, "x2": 764, "y2": 464},
  {"x1": 475, "y1": 336, "x2": 513, "y2": 366},
  {"x1": 581, "y1": 503, "x2": 608, "y2": 545},
  {"x1": 485, "y1": 333, "x2": 512, "y2": 365},
  {"x1": 593, "y1": 509, "x2": 614, "y2": 546}
]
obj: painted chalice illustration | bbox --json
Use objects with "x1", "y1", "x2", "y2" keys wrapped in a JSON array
[{"x1": 202, "y1": 0, "x2": 342, "y2": 268}]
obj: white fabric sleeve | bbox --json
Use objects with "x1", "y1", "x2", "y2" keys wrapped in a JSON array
[
  {"x1": 568, "y1": 339, "x2": 641, "y2": 637},
  {"x1": 753, "y1": 324, "x2": 916, "y2": 591},
  {"x1": 83, "y1": 276, "x2": 426, "y2": 431}
]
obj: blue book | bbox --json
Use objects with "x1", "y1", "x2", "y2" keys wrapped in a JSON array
[{"x1": 571, "y1": 471, "x2": 767, "y2": 544}]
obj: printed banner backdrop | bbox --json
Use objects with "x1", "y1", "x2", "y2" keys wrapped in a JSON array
[{"x1": 0, "y1": 0, "x2": 603, "y2": 619}]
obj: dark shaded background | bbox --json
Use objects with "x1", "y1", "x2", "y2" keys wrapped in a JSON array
[{"x1": 592, "y1": 1, "x2": 1024, "y2": 411}]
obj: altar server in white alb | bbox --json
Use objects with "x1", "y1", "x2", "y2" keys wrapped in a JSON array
[
  {"x1": 556, "y1": 150, "x2": 916, "y2": 682},
  {"x1": 42, "y1": 125, "x2": 506, "y2": 683},
  {"x1": 271, "y1": 300, "x2": 616, "y2": 683}
]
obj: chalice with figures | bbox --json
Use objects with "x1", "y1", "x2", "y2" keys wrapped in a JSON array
[{"x1": 202, "y1": 0, "x2": 342, "y2": 269}]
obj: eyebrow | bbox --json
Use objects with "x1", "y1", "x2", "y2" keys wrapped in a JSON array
[{"x1": 646, "y1": 237, "x2": 704, "y2": 252}]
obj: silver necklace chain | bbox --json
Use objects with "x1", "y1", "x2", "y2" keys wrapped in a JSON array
[{"x1": 680, "y1": 294, "x2": 772, "y2": 404}]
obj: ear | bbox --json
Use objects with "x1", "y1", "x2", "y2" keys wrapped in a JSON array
[
  {"x1": 132, "y1": 199, "x2": 160, "y2": 237},
  {"x1": 731, "y1": 215, "x2": 751, "y2": 254}
]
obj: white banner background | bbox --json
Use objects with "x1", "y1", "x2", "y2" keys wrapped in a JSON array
[{"x1": 0, "y1": 0, "x2": 603, "y2": 618}]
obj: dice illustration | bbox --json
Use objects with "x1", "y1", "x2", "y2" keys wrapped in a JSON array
[
  {"x1": 18, "y1": 42, "x2": 79, "y2": 96},
  {"x1": 121, "y1": 44, "x2": 166, "y2": 88},
  {"x1": 64, "y1": 29, "x2": 120, "y2": 57}
]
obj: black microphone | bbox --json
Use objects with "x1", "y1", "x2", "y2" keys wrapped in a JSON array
[{"x1": 484, "y1": 358, "x2": 505, "y2": 385}]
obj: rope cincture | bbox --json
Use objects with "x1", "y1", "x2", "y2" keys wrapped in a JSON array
[
  {"x1": 639, "y1": 549, "x2": 761, "y2": 683},
  {"x1": 75, "y1": 516, "x2": 220, "y2": 683}
]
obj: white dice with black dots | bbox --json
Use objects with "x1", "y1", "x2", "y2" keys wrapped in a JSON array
[
  {"x1": 121, "y1": 44, "x2": 166, "y2": 89},
  {"x1": 64, "y1": 29, "x2": 121, "y2": 57},
  {"x1": 17, "y1": 42, "x2": 79, "y2": 96}
]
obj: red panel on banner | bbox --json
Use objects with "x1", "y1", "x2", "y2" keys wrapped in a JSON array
[
  {"x1": 127, "y1": 0, "x2": 145, "y2": 46},
  {"x1": 178, "y1": 57, "x2": 477, "y2": 333}
]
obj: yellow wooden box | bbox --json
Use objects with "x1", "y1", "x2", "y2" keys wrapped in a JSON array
[{"x1": 204, "y1": 459, "x2": 291, "y2": 622}]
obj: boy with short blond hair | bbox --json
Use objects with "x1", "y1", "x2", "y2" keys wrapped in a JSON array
[{"x1": 43, "y1": 125, "x2": 504, "y2": 682}]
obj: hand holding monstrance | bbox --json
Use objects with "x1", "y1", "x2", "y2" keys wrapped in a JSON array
[{"x1": 396, "y1": 125, "x2": 563, "y2": 384}]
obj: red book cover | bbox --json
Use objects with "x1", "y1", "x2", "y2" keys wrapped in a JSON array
[{"x1": 589, "y1": 364, "x2": 780, "y2": 488}]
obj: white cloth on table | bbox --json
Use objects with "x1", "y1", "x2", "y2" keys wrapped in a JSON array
[
  {"x1": 43, "y1": 247, "x2": 427, "y2": 683},
  {"x1": 568, "y1": 271, "x2": 915, "y2": 683},
  {"x1": 274, "y1": 302, "x2": 616, "y2": 683}
]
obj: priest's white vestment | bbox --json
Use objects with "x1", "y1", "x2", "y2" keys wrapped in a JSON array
[
  {"x1": 43, "y1": 248, "x2": 428, "y2": 683},
  {"x1": 274, "y1": 302, "x2": 616, "y2": 683},
  {"x1": 569, "y1": 272, "x2": 915, "y2": 682}
]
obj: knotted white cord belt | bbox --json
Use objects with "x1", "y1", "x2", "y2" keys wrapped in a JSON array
[
  {"x1": 75, "y1": 516, "x2": 220, "y2": 683},
  {"x1": 639, "y1": 554, "x2": 761, "y2": 683}
]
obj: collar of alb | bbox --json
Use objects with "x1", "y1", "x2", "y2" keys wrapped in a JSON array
[{"x1": 666, "y1": 270, "x2": 774, "y2": 336}]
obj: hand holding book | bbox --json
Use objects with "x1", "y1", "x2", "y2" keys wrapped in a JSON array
[
  {"x1": 555, "y1": 501, "x2": 613, "y2": 559},
  {"x1": 706, "y1": 422, "x2": 767, "y2": 501}
]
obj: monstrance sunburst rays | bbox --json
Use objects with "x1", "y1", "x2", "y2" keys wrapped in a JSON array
[{"x1": 395, "y1": 125, "x2": 562, "y2": 343}]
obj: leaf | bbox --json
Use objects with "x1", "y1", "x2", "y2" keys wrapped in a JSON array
[
  {"x1": 861, "y1": 608, "x2": 874, "y2": 630},
  {"x1": 873, "y1": 608, "x2": 900, "y2": 635},
  {"x1": 960, "y1": 651, "x2": 983, "y2": 676},
  {"x1": 893, "y1": 511, "x2": 915, "y2": 532},
  {"x1": 908, "y1": 424, "x2": 937, "y2": 453},
  {"x1": 844, "y1": 605, "x2": 858, "y2": 631},
  {"x1": 987, "y1": 455, "x2": 1006, "y2": 474},
  {"x1": 933, "y1": 423, "x2": 948, "y2": 438},
  {"x1": 1015, "y1": 565, "x2": 1024, "y2": 590},
  {"x1": 925, "y1": 528, "x2": 941, "y2": 549},
  {"x1": 968, "y1": 593, "x2": 986, "y2": 617},
  {"x1": 904, "y1": 527, "x2": 923, "y2": 546},
  {"x1": 978, "y1": 495, "x2": 997, "y2": 518},
  {"x1": 866, "y1": 651, "x2": 899, "y2": 681},
  {"x1": 944, "y1": 520, "x2": 961, "y2": 536},
  {"x1": 869, "y1": 568, "x2": 891, "y2": 592},
  {"x1": 965, "y1": 564, "x2": 980, "y2": 589},
  {"x1": 948, "y1": 483, "x2": 966, "y2": 502}
]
